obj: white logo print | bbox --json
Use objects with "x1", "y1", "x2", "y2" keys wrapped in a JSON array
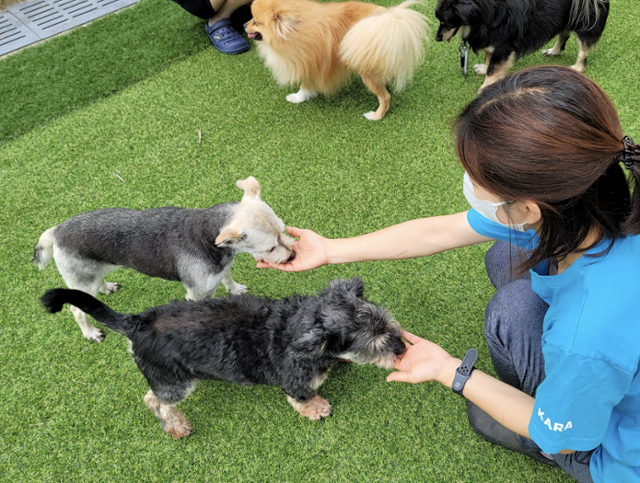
[{"x1": 538, "y1": 407, "x2": 573, "y2": 432}]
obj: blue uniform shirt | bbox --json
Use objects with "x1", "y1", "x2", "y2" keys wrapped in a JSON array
[{"x1": 468, "y1": 209, "x2": 640, "y2": 483}]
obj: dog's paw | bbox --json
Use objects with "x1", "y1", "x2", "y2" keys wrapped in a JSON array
[
  {"x1": 100, "y1": 282, "x2": 120, "y2": 295},
  {"x1": 303, "y1": 396, "x2": 332, "y2": 420},
  {"x1": 569, "y1": 63, "x2": 585, "y2": 73},
  {"x1": 473, "y1": 63, "x2": 487, "y2": 75},
  {"x1": 363, "y1": 111, "x2": 381, "y2": 121},
  {"x1": 166, "y1": 417, "x2": 192, "y2": 439},
  {"x1": 286, "y1": 89, "x2": 317, "y2": 104},
  {"x1": 229, "y1": 284, "x2": 248, "y2": 295},
  {"x1": 286, "y1": 93, "x2": 307, "y2": 104},
  {"x1": 84, "y1": 328, "x2": 105, "y2": 343},
  {"x1": 541, "y1": 48, "x2": 559, "y2": 57}
]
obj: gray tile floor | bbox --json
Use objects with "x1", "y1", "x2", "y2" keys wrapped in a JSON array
[{"x1": 1, "y1": 0, "x2": 140, "y2": 56}]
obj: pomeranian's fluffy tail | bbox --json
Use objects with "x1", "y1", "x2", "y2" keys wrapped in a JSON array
[
  {"x1": 41, "y1": 288, "x2": 132, "y2": 336},
  {"x1": 33, "y1": 227, "x2": 57, "y2": 270},
  {"x1": 339, "y1": 0, "x2": 429, "y2": 92}
]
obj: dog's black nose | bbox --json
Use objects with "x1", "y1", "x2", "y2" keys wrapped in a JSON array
[
  {"x1": 392, "y1": 338, "x2": 407, "y2": 356},
  {"x1": 287, "y1": 250, "x2": 296, "y2": 262},
  {"x1": 243, "y1": 21, "x2": 248, "y2": 29}
]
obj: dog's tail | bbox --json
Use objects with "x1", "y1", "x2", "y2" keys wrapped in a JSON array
[
  {"x1": 41, "y1": 288, "x2": 132, "y2": 336},
  {"x1": 568, "y1": 0, "x2": 607, "y2": 31},
  {"x1": 33, "y1": 227, "x2": 57, "y2": 270},
  {"x1": 339, "y1": 0, "x2": 429, "y2": 93}
]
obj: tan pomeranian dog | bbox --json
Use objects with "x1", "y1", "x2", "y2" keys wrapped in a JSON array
[{"x1": 244, "y1": 0, "x2": 429, "y2": 120}]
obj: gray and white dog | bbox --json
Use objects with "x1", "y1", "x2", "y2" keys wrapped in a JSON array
[
  {"x1": 40, "y1": 277, "x2": 407, "y2": 438},
  {"x1": 33, "y1": 177, "x2": 295, "y2": 343}
]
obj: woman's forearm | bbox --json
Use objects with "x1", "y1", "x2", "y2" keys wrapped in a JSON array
[
  {"x1": 325, "y1": 211, "x2": 492, "y2": 265},
  {"x1": 437, "y1": 357, "x2": 535, "y2": 438}
]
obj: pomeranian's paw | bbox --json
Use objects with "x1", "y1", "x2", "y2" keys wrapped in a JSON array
[
  {"x1": 363, "y1": 111, "x2": 382, "y2": 121},
  {"x1": 286, "y1": 89, "x2": 317, "y2": 104}
]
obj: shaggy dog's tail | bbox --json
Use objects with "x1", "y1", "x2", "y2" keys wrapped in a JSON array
[
  {"x1": 339, "y1": 0, "x2": 429, "y2": 92},
  {"x1": 33, "y1": 227, "x2": 57, "y2": 270},
  {"x1": 41, "y1": 288, "x2": 132, "y2": 336}
]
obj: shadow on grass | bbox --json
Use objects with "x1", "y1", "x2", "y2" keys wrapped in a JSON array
[{"x1": 0, "y1": 0, "x2": 210, "y2": 145}]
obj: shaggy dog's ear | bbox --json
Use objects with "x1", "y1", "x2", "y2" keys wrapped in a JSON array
[
  {"x1": 215, "y1": 227, "x2": 246, "y2": 247},
  {"x1": 272, "y1": 11, "x2": 300, "y2": 38},
  {"x1": 287, "y1": 328, "x2": 327, "y2": 359},
  {"x1": 325, "y1": 277, "x2": 365, "y2": 299},
  {"x1": 237, "y1": 176, "x2": 261, "y2": 201}
]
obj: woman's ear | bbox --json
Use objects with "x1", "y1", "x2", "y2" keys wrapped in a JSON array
[{"x1": 523, "y1": 200, "x2": 542, "y2": 227}]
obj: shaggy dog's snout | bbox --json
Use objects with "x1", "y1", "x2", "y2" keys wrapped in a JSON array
[
  {"x1": 287, "y1": 251, "x2": 296, "y2": 262},
  {"x1": 392, "y1": 337, "x2": 407, "y2": 356}
]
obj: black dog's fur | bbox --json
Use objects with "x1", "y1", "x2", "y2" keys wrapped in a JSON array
[
  {"x1": 435, "y1": 0, "x2": 609, "y2": 89},
  {"x1": 41, "y1": 277, "x2": 406, "y2": 438}
]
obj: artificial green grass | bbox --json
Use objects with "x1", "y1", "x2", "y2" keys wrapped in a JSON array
[
  {"x1": 1, "y1": 0, "x2": 639, "y2": 481},
  {"x1": 0, "y1": 0, "x2": 208, "y2": 144}
]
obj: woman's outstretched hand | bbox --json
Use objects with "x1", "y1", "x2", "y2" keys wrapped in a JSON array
[
  {"x1": 256, "y1": 226, "x2": 330, "y2": 272},
  {"x1": 387, "y1": 331, "x2": 453, "y2": 385}
]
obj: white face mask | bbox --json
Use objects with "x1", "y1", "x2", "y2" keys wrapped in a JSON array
[{"x1": 463, "y1": 172, "x2": 528, "y2": 232}]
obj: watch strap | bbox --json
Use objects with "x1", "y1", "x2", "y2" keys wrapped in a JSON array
[{"x1": 452, "y1": 348, "x2": 478, "y2": 396}]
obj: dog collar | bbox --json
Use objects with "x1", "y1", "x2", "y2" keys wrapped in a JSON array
[{"x1": 452, "y1": 348, "x2": 477, "y2": 396}]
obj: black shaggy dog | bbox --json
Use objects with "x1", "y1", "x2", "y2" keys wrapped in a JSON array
[
  {"x1": 435, "y1": 0, "x2": 609, "y2": 90},
  {"x1": 41, "y1": 277, "x2": 406, "y2": 438}
]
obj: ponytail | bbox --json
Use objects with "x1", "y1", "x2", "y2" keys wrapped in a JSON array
[{"x1": 620, "y1": 136, "x2": 640, "y2": 235}]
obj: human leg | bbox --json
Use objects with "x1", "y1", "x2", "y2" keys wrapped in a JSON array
[{"x1": 470, "y1": 242, "x2": 596, "y2": 480}]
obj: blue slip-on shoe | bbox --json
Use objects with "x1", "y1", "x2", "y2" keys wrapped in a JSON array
[{"x1": 205, "y1": 18, "x2": 250, "y2": 55}]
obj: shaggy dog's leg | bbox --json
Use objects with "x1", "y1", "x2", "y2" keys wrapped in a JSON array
[
  {"x1": 360, "y1": 73, "x2": 391, "y2": 121},
  {"x1": 286, "y1": 395, "x2": 332, "y2": 420},
  {"x1": 99, "y1": 280, "x2": 120, "y2": 295},
  {"x1": 542, "y1": 32, "x2": 570, "y2": 56},
  {"x1": 221, "y1": 270, "x2": 248, "y2": 295},
  {"x1": 286, "y1": 82, "x2": 318, "y2": 104},
  {"x1": 54, "y1": 250, "x2": 109, "y2": 342},
  {"x1": 144, "y1": 390, "x2": 193, "y2": 439}
]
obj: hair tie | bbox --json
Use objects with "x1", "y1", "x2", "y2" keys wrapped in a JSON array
[{"x1": 619, "y1": 136, "x2": 640, "y2": 170}]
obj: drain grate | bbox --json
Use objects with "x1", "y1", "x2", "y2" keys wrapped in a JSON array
[
  {"x1": 0, "y1": 10, "x2": 40, "y2": 56},
  {"x1": 1, "y1": 0, "x2": 140, "y2": 56},
  {"x1": 9, "y1": 0, "x2": 141, "y2": 39}
]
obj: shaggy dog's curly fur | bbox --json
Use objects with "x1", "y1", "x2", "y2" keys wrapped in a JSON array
[{"x1": 41, "y1": 277, "x2": 406, "y2": 438}]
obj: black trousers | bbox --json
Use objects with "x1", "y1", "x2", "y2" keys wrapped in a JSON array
[{"x1": 171, "y1": 0, "x2": 215, "y2": 20}]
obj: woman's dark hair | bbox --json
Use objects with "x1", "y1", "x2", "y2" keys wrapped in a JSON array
[{"x1": 455, "y1": 65, "x2": 640, "y2": 271}]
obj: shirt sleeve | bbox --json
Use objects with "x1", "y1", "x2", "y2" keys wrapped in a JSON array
[
  {"x1": 466, "y1": 209, "x2": 539, "y2": 250},
  {"x1": 529, "y1": 347, "x2": 633, "y2": 454}
]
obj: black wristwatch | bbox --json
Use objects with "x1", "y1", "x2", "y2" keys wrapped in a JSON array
[{"x1": 452, "y1": 348, "x2": 478, "y2": 396}]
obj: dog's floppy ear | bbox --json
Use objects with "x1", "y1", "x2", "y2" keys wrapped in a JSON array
[
  {"x1": 326, "y1": 277, "x2": 365, "y2": 299},
  {"x1": 237, "y1": 176, "x2": 261, "y2": 201},
  {"x1": 272, "y1": 11, "x2": 300, "y2": 39},
  {"x1": 288, "y1": 328, "x2": 327, "y2": 359},
  {"x1": 215, "y1": 226, "x2": 246, "y2": 247}
]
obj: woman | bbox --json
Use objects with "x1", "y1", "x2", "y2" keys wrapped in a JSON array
[{"x1": 257, "y1": 66, "x2": 640, "y2": 483}]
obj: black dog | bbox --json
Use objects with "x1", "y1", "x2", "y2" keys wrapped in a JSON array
[
  {"x1": 41, "y1": 277, "x2": 406, "y2": 438},
  {"x1": 435, "y1": 0, "x2": 609, "y2": 90}
]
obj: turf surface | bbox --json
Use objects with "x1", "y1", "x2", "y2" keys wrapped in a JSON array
[{"x1": 1, "y1": 0, "x2": 639, "y2": 481}]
